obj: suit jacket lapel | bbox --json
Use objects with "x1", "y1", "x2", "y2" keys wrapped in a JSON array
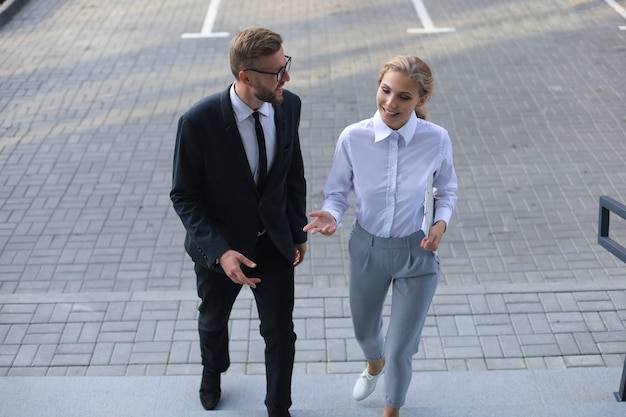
[{"x1": 270, "y1": 102, "x2": 287, "y2": 180}]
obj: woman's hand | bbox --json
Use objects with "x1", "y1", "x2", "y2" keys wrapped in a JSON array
[
  {"x1": 303, "y1": 211, "x2": 337, "y2": 236},
  {"x1": 420, "y1": 220, "x2": 446, "y2": 251}
]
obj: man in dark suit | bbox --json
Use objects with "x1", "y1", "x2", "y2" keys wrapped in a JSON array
[{"x1": 170, "y1": 27, "x2": 307, "y2": 417}]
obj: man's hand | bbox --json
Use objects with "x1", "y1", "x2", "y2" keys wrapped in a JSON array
[
  {"x1": 218, "y1": 249, "x2": 261, "y2": 288},
  {"x1": 293, "y1": 242, "x2": 307, "y2": 266}
]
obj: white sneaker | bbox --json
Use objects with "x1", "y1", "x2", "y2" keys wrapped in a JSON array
[{"x1": 352, "y1": 368, "x2": 383, "y2": 401}]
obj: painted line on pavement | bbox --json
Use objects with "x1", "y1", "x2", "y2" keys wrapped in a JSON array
[
  {"x1": 181, "y1": 0, "x2": 229, "y2": 39},
  {"x1": 407, "y1": 0, "x2": 456, "y2": 34},
  {"x1": 603, "y1": 0, "x2": 626, "y2": 30}
]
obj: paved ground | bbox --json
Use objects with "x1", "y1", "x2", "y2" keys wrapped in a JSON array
[{"x1": 1, "y1": 0, "x2": 626, "y2": 414}]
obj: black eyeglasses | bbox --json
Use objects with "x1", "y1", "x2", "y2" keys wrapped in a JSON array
[{"x1": 244, "y1": 56, "x2": 292, "y2": 82}]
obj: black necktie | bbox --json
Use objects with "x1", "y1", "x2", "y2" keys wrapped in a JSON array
[{"x1": 252, "y1": 111, "x2": 267, "y2": 190}]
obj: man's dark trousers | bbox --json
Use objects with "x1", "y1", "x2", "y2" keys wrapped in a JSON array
[{"x1": 195, "y1": 234, "x2": 296, "y2": 414}]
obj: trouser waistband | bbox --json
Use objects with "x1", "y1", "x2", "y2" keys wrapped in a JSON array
[{"x1": 352, "y1": 222, "x2": 425, "y2": 248}]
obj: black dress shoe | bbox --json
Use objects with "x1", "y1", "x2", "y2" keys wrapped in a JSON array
[{"x1": 199, "y1": 371, "x2": 221, "y2": 410}]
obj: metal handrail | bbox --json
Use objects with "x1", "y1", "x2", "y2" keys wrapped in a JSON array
[{"x1": 598, "y1": 196, "x2": 626, "y2": 401}]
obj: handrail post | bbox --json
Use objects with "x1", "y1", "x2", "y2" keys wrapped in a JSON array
[
  {"x1": 621, "y1": 360, "x2": 626, "y2": 402},
  {"x1": 598, "y1": 196, "x2": 626, "y2": 401}
]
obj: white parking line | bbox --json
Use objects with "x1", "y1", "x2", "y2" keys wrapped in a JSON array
[
  {"x1": 181, "y1": 0, "x2": 230, "y2": 39},
  {"x1": 603, "y1": 0, "x2": 626, "y2": 30},
  {"x1": 407, "y1": 0, "x2": 455, "y2": 34}
]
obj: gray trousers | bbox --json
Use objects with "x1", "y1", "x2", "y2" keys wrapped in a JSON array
[{"x1": 349, "y1": 222, "x2": 439, "y2": 408}]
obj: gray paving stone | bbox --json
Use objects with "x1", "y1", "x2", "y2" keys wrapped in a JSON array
[
  {"x1": 91, "y1": 342, "x2": 114, "y2": 366},
  {"x1": 480, "y1": 336, "x2": 504, "y2": 358},
  {"x1": 12, "y1": 344, "x2": 36, "y2": 367},
  {"x1": 59, "y1": 322, "x2": 84, "y2": 343},
  {"x1": 498, "y1": 335, "x2": 524, "y2": 358},
  {"x1": 78, "y1": 322, "x2": 102, "y2": 343},
  {"x1": 4, "y1": 324, "x2": 27, "y2": 344},
  {"x1": 32, "y1": 345, "x2": 56, "y2": 367},
  {"x1": 486, "y1": 357, "x2": 527, "y2": 370}
]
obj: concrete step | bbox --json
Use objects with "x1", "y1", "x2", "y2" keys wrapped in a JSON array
[{"x1": 1, "y1": 368, "x2": 625, "y2": 417}]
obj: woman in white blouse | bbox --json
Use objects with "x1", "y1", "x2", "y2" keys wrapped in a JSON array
[{"x1": 304, "y1": 55, "x2": 458, "y2": 417}]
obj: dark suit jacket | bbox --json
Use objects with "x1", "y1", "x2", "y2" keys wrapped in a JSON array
[{"x1": 170, "y1": 86, "x2": 307, "y2": 270}]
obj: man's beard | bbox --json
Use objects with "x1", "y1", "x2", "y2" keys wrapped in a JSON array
[{"x1": 254, "y1": 84, "x2": 284, "y2": 105}]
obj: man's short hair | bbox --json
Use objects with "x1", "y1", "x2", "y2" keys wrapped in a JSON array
[{"x1": 230, "y1": 27, "x2": 283, "y2": 79}]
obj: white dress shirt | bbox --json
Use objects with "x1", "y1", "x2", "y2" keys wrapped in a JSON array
[
  {"x1": 322, "y1": 110, "x2": 458, "y2": 238},
  {"x1": 230, "y1": 84, "x2": 276, "y2": 184}
]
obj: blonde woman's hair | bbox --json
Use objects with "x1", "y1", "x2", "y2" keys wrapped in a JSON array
[{"x1": 377, "y1": 55, "x2": 434, "y2": 120}]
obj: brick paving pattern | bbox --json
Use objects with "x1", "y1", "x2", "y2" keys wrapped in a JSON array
[{"x1": 1, "y1": 0, "x2": 625, "y2": 378}]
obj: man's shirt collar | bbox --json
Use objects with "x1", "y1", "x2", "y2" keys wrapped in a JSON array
[{"x1": 230, "y1": 84, "x2": 270, "y2": 122}]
